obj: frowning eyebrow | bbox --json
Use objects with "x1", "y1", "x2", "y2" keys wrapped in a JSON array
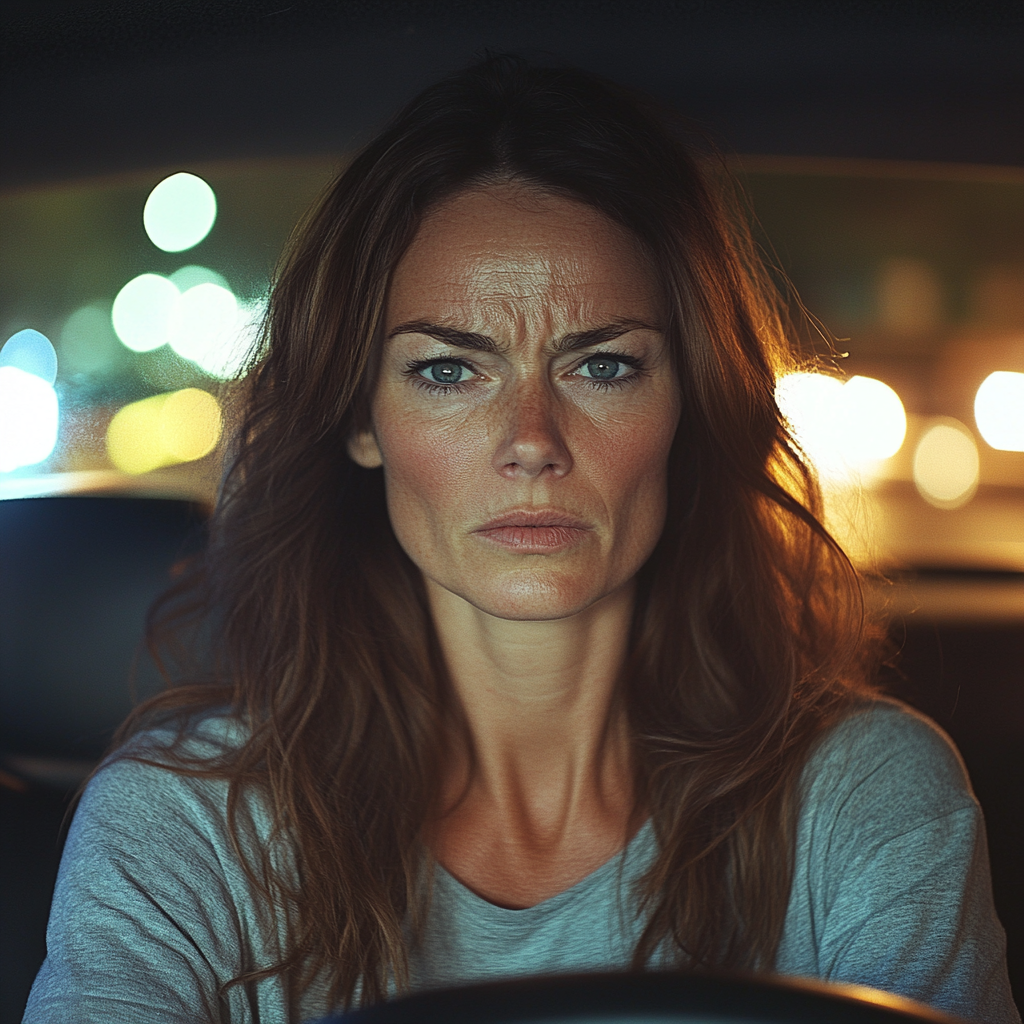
[{"x1": 387, "y1": 319, "x2": 660, "y2": 353}]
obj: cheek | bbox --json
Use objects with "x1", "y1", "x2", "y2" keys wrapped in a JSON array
[
  {"x1": 372, "y1": 404, "x2": 487, "y2": 543},
  {"x1": 577, "y1": 404, "x2": 678, "y2": 513},
  {"x1": 379, "y1": 428, "x2": 447, "y2": 507}
]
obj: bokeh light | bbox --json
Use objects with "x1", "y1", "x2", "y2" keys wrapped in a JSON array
[
  {"x1": 109, "y1": 268, "x2": 257, "y2": 378},
  {"x1": 59, "y1": 304, "x2": 121, "y2": 374},
  {"x1": 776, "y1": 372, "x2": 847, "y2": 478},
  {"x1": 0, "y1": 366, "x2": 59, "y2": 472},
  {"x1": 105, "y1": 394, "x2": 166, "y2": 475},
  {"x1": 169, "y1": 265, "x2": 230, "y2": 292},
  {"x1": 974, "y1": 371, "x2": 1024, "y2": 452},
  {"x1": 913, "y1": 418, "x2": 980, "y2": 509},
  {"x1": 170, "y1": 283, "x2": 239, "y2": 366},
  {"x1": 160, "y1": 389, "x2": 223, "y2": 462},
  {"x1": 112, "y1": 273, "x2": 180, "y2": 352},
  {"x1": 143, "y1": 172, "x2": 217, "y2": 252},
  {"x1": 775, "y1": 371, "x2": 906, "y2": 482},
  {"x1": 0, "y1": 329, "x2": 58, "y2": 384},
  {"x1": 840, "y1": 375, "x2": 907, "y2": 462},
  {"x1": 215, "y1": 296, "x2": 265, "y2": 380},
  {"x1": 105, "y1": 388, "x2": 222, "y2": 475},
  {"x1": 173, "y1": 288, "x2": 262, "y2": 380}
]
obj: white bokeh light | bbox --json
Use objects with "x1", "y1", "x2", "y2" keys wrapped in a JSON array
[
  {"x1": 913, "y1": 418, "x2": 980, "y2": 509},
  {"x1": 775, "y1": 372, "x2": 906, "y2": 482},
  {"x1": 974, "y1": 371, "x2": 1024, "y2": 452},
  {"x1": 143, "y1": 172, "x2": 217, "y2": 253},
  {"x1": 0, "y1": 366, "x2": 60, "y2": 472},
  {"x1": 840, "y1": 375, "x2": 907, "y2": 463},
  {"x1": 110, "y1": 268, "x2": 259, "y2": 377},
  {"x1": 170, "y1": 283, "x2": 238, "y2": 364},
  {"x1": 169, "y1": 265, "x2": 230, "y2": 293},
  {"x1": 776, "y1": 372, "x2": 847, "y2": 479},
  {"x1": 205, "y1": 296, "x2": 264, "y2": 380},
  {"x1": 112, "y1": 274, "x2": 181, "y2": 352},
  {"x1": 169, "y1": 285, "x2": 260, "y2": 379}
]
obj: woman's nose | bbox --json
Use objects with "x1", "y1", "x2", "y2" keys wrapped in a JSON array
[{"x1": 491, "y1": 377, "x2": 573, "y2": 480}]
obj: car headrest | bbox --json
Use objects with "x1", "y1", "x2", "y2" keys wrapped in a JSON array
[{"x1": 0, "y1": 495, "x2": 205, "y2": 766}]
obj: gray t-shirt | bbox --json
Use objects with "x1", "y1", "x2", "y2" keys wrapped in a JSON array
[{"x1": 23, "y1": 699, "x2": 1020, "y2": 1023}]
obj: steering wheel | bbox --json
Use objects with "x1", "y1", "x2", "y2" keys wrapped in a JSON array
[{"x1": 329, "y1": 971, "x2": 961, "y2": 1023}]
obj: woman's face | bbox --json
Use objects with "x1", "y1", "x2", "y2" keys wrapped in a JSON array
[{"x1": 349, "y1": 184, "x2": 680, "y2": 620}]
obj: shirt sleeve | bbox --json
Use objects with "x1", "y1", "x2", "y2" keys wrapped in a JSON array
[
  {"x1": 22, "y1": 746, "x2": 275, "y2": 1024},
  {"x1": 794, "y1": 701, "x2": 1020, "y2": 1024}
]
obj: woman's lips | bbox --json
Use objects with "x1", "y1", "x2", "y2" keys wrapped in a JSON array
[{"x1": 473, "y1": 511, "x2": 591, "y2": 552}]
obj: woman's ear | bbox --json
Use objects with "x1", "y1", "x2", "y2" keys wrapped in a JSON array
[{"x1": 347, "y1": 429, "x2": 384, "y2": 468}]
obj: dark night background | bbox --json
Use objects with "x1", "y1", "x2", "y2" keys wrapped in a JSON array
[{"x1": 3, "y1": 0, "x2": 1024, "y2": 187}]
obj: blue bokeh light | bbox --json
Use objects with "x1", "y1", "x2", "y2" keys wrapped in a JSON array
[{"x1": 0, "y1": 329, "x2": 58, "y2": 384}]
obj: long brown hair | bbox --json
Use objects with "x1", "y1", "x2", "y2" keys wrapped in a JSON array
[{"x1": 120, "y1": 54, "x2": 881, "y2": 1010}]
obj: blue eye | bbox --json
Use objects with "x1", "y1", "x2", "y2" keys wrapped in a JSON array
[
  {"x1": 421, "y1": 361, "x2": 470, "y2": 385},
  {"x1": 579, "y1": 356, "x2": 625, "y2": 381}
]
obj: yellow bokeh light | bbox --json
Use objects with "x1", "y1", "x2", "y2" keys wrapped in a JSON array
[
  {"x1": 105, "y1": 393, "x2": 169, "y2": 474},
  {"x1": 775, "y1": 372, "x2": 847, "y2": 479},
  {"x1": 974, "y1": 370, "x2": 1024, "y2": 452},
  {"x1": 913, "y1": 418, "x2": 980, "y2": 509},
  {"x1": 160, "y1": 388, "x2": 222, "y2": 462},
  {"x1": 106, "y1": 388, "x2": 222, "y2": 475},
  {"x1": 842, "y1": 375, "x2": 907, "y2": 462},
  {"x1": 775, "y1": 371, "x2": 906, "y2": 483}
]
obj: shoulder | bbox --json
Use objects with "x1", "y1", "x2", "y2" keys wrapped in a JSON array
[
  {"x1": 60, "y1": 711, "x2": 281, "y2": 929},
  {"x1": 74, "y1": 712, "x2": 258, "y2": 851},
  {"x1": 782, "y1": 701, "x2": 1018, "y2": 1021},
  {"x1": 116, "y1": 708, "x2": 250, "y2": 761},
  {"x1": 807, "y1": 697, "x2": 969, "y2": 780},
  {"x1": 798, "y1": 697, "x2": 978, "y2": 849},
  {"x1": 30, "y1": 715, "x2": 293, "y2": 1022}
]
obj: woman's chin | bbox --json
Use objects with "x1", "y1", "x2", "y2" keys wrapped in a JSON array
[{"x1": 434, "y1": 569, "x2": 618, "y2": 623}]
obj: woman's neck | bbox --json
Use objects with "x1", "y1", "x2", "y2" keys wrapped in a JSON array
[{"x1": 426, "y1": 576, "x2": 637, "y2": 849}]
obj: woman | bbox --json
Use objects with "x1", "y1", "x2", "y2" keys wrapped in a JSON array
[{"x1": 26, "y1": 56, "x2": 1018, "y2": 1023}]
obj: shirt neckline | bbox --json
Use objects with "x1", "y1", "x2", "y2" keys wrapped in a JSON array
[{"x1": 433, "y1": 817, "x2": 656, "y2": 918}]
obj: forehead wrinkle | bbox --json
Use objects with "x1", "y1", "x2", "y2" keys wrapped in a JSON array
[
  {"x1": 446, "y1": 244, "x2": 553, "y2": 279},
  {"x1": 448, "y1": 252, "x2": 622, "y2": 314},
  {"x1": 473, "y1": 257, "x2": 600, "y2": 298},
  {"x1": 424, "y1": 299, "x2": 557, "y2": 344},
  {"x1": 386, "y1": 315, "x2": 662, "y2": 362}
]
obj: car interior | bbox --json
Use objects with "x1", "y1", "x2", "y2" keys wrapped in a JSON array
[{"x1": 1, "y1": 2, "x2": 1022, "y2": 1022}]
